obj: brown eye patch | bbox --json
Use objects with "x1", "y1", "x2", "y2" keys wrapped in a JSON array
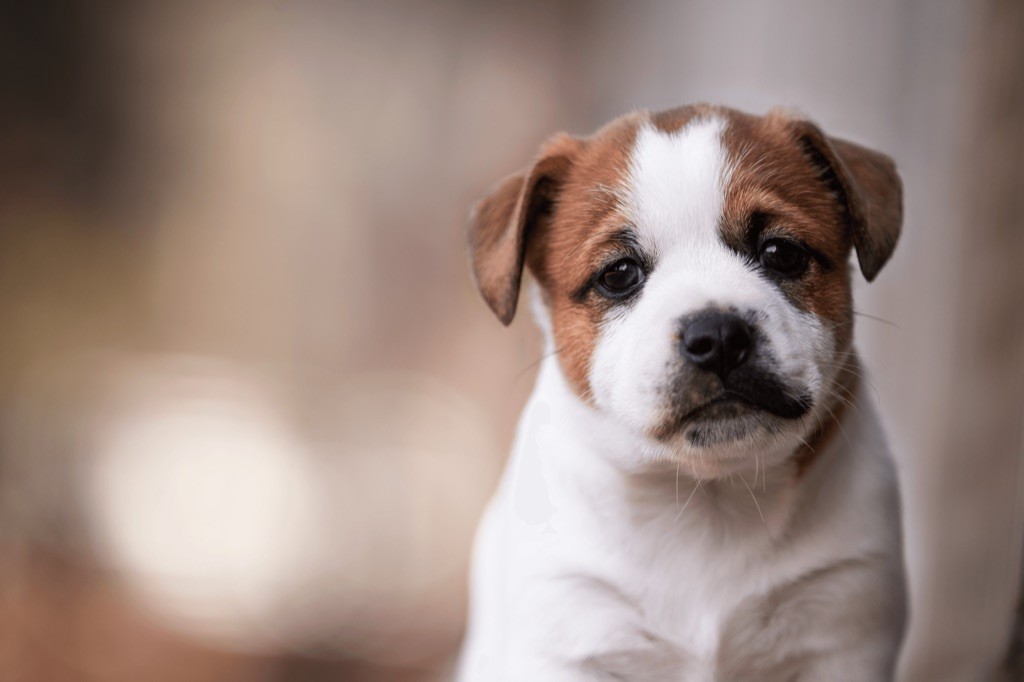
[
  {"x1": 719, "y1": 110, "x2": 855, "y2": 349},
  {"x1": 523, "y1": 114, "x2": 646, "y2": 400}
]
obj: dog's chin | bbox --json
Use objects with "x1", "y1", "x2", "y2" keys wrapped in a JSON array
[
  {"x1": 680, "y1": 398, "x2": 778, "y2": 446},
  {"x1": 651, "y1": 389, "x2": 812, "y2": 452}
]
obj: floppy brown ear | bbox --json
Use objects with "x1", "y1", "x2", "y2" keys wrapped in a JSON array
[
  {"x1": 468, "y1": 134, "x2": 580, "y2": 325},
  {"x1": 788, "y1": 120, "x2": 903, "y2": 281}
]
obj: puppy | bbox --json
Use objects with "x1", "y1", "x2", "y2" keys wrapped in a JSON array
[{"x1": 458, "y1": 104, "x2": 906, "y2": 681}]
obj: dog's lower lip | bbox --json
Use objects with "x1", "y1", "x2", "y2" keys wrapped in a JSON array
[
  {"x1": 648, "y1": 396, "x2": 759, "y2": 443},
  {"x1": 653, "y1": 387, "x2": 813, "y2": 442}
]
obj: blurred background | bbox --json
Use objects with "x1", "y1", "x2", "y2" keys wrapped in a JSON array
[{"x1": 0, "y1": 0, "x2": 1021, "y2": 680}]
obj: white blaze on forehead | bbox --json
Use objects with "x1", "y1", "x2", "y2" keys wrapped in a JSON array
[{"x1": 625, "y1": 117, "x2": 730, "y2": 252}]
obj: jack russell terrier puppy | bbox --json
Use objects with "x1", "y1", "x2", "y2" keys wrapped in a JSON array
[{"x1": 458, "y1": 104, "x2": 906, "y2": 681}]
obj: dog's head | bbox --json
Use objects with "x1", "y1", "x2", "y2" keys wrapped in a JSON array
[{"x1": 469, "y1": 105, "x2": 901, "y2": 476}]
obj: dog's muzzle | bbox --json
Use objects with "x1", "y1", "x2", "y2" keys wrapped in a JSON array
[{"x1": 653, "y1": 309, "x2": 813, "y2": 442}]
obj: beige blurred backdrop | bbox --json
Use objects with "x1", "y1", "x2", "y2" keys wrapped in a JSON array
[{"x1": 0, "y1": 1, "x2": 1021, "y2": 681}]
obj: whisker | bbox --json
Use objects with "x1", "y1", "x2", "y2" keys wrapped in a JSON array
[
  {"x1": 689, "y1": 461, "x2": 708, "y2": 500},
  {"x1": 675, "y1": 459, "x2": 681, "y2": 510},
  {"x1": 761, "y1": 451, "x2": 766, "y2": 494},
  {"x1": 753, "y1": 450, "x2": 760, "y2": 491},
  {"x1": 515, "y1": 347, "x2": 561, "y2": 381},
  {"x1": 672, "y1": 479, "x2": 701, "y2": 523},
  {"x1": 829, "y1": 364, "x2": 881, "y2": 405},
  {"x1": 740, "y1": 473, "x2": 766, "y2": 526},
  {"x1": 853, "y1": 310, "x2": 900, "y2": 329},
  {"x1": 819, "y1": 400, "x2": 856, "y2": 453}
]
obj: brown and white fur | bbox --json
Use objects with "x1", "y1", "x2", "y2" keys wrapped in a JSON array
[{"x1": 458, "y1": 104, "x2": 906, "y2": 681}]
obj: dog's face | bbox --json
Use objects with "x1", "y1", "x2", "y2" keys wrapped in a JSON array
[{"x1": 469, "y1": 105, "x2": 901, "y2": 476}]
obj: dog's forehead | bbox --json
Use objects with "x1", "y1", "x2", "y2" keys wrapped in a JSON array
[
  {"x1": 625, "y1": 116, "x2": 730, "y2": 253},
  {"x1": 560, "y1": 106, "x2": 846, "y2": 260}
]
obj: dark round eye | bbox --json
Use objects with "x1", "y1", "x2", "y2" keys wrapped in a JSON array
[
  {"x1": 759, "y1": 239, "x2": 809, "y2": 278},
  {"x1": 597, "y1": 258, "x2": 644, "y2": 296}
]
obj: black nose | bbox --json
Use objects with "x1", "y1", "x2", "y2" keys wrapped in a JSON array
[{"x1": 680, "y1": 311, "x2": 754, "y2": 378}]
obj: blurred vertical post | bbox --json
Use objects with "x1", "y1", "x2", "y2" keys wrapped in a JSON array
[
  {"x1": 899, "y1": 0, "x2": 1024, "y2": 680},
  {"x1": 981, "y1": 0, "x2": 1024, "y2": 678}
]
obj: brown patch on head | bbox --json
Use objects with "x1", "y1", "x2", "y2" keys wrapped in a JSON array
[
  {"x1": 715, "y1": 107, "x2": 903, "y2": 351},
  {"x1": 717, "y1": 109, "x2": 857, "y2": 348},
  {"x1": 466, "y1": 111, "x2": 648, "y2": 399},
  {"x1": 523, "y1": 113, "x2": 646, "y2": 397}
]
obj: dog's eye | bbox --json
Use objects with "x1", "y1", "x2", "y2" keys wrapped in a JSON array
[
  {"x1": 597, "y1": 258, "x2": 644, "y2": 297},
  {"x1": 759, "y1": 239, "x2": 809, "y2": 278}
]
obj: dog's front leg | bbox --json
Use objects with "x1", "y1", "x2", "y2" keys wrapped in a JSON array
[
  {"x1": 502, "y1": 634, "x2": 688, "y2": 682},
  {"x1": 504, "y1": 575, "x2": 691, "y2": 681}
]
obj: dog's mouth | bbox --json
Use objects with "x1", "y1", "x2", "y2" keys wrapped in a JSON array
[
  {"x1": 652, "y1": 368, "x2": 812, "y2": 443},
  {"x1": 715, "y1": 370, "x2": 812, "y2": 420}
]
